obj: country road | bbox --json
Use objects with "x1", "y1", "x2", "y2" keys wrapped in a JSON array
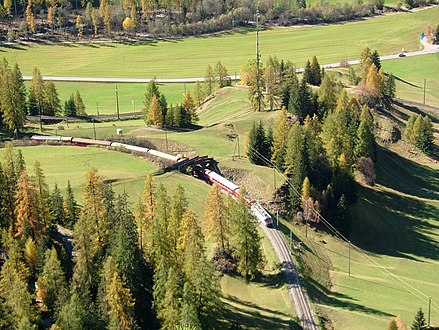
[{"x1": 21, "y1": 38, "x2": 439, "y2": 84}]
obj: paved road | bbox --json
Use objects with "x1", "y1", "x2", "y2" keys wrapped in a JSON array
[
  {"x1": 259, "y1": 223, "x2": 318, "y2": 330},
  {"x1": 21, "y1": 38, "x2": 439, "y2": 83}
]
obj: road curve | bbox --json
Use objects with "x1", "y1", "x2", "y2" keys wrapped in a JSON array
[
  {"x1": 21, "y1": 38, "x2": 439, "y2": 84},
  {"x1": 260, "y1": 223, "x2": 318, "y2": 330}
]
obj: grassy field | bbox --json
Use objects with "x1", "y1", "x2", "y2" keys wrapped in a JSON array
[
  {"x1": 1, "y1": 7, "x2": 437, "y2": 78},
  {"x1": 382, "y1": 53, "x2": 439, "y2": 106},
  {"x1": 24, "y1": 81, "x2": 195, "y2": 115}
]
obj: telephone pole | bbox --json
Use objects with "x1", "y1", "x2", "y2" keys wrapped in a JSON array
[
  {"x1": 115, "y1": 85, "x2": 120, "y2": 120},
  {"x1": 255, "y1": 5, "x2": 262, "y2": 112}
]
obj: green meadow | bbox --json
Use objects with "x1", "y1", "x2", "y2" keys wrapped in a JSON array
[{"x1": 1, "y1": 7, "x2": 437, "y2": 79}]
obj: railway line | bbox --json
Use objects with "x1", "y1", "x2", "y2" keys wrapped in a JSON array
[{"x1": 30, "y1": 135, "x2": 318, "y2": 328}]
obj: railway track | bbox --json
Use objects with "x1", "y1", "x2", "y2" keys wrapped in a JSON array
[{"x1": 261, "y1": 225, "x2": 318, "y2": 330}]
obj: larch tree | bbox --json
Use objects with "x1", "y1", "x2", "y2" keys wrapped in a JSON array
[
  {"x1": 193, "y1": 80, "x2": 205, "y2": 107},
  {"x1": 203, "y1": 64, "x2": 214, "y2": 96},
  {"x1": 271, "y1": 106, "x2": 291, "y2": 163},
  {"x1": 49, "y1": 184, "x2": 65, "y2": 226},
  {"x1": 76, "y1": 15, "x2": 84, "y2": 38},
  {"x1": 74, "y1": 90, "x2": 86, "y2": 115},
  {"x1": 137, "y1": 173, "x2": 155, "y2": 252},
  {"x1": 104, "y1": 256, "x2": 137, "y2": 330},
  {"x1": 354, "y1": 106, "x2": 375, "y2": 160},
  {"x1": 64, "y1": 180, "x2": 79, "y2": 228},
  {"x1": 181, "y1": 91, "x2": 198, "y2": 126},
  {"x1": 147, "y1": 95, "x2": 164, "y2": 126},
  {"x1": 169, "y1": 184, "x2": 188, "y2": 264},
  {"x1": 215, "y1": 61, "x2": 229, "y2": 89},
  {"x1": 14, "y1": 171, "x2": 46, "y2": 241},
  {"x1": 229, "y1": 196, "x2": 263, "y2": 279},
  {"x1": 43, "y1": 81, "x2": 61, "y2": 116},
  {"x1": 28, "y1": 67, "x2": 45, "y2": 116},
  {"x1": 151, "y1": 184, "x2": 171, "y2": 264},
  {"x1": 204, "y1": 184, "x2": 229, "y2": 251}
]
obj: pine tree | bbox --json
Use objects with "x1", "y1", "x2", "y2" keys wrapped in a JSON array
[
  {"x1": 0, "y1": 62, "x2": 26, "y2": 131},
  {"x1": 43, "y1": 81, "x2": 61, "y2": 116},
  {"x1": 49, "y1": 184, "x2": 65, "y2": 225},
  {"x1": 415, "y1": 115, "x2": 434, "y2": 153},
  {"x1": 56, "y1": 292, "x2": 89, "y2": 329},
  {"x1": 1, "y1": 143, "x2": 19, "y2": 227},
  {"x1": 0, "y1": 257, "x2": 39, "y2": 328},
  {"x1": 148, "y1": 95, "x2": 164, "y2": 125},
  {"x1": 317, "y1": 74, "x2": 339, "y2": 118},
  {"x1": 246, "y1": 121, "x2": 267, "y2": 165},
  {"x1": 40, "y1": 247, "x2": 68, "y2": 312},
  {"x1": 303, "y1": 60, "x2": 312, "y2": 85},
  {"x1": 411, "y1": 308, "x2": 427, "y2": 330},
  {"x1": 64, "y1": 94, "x2": 76, "y2": 117},
  {"x1": 310, "y1": 55, "x2": 322, "y2": 86},
  {"x1": 371, "y1": 50, "x2": 381, "y2": 70},
  {"x1": 64, "y1": 180, "x2": 79, "y2": 228},
  {"x1": 229, "y1": 196, "x2": 263, "y2": 279},
  {"x1": 386, "y1": 318, "x2": 398, "y2": 330},
  {"x1": 180, "y1": 282, "x2": 201, "y2": 329},
  {"x1": 158, "y1": 266, "x2": 182, "y2": 329},
  {"x1": 289, "y1": 78, "x2": 314, "y2": 120},
  {"x1": 74, "y1": 90, "x2": 86, "y2": 115},
  {"x1": 0, "y1": 165, "x2": 9, "y2": 229},
  {"x1": 180, "y1": 209, "x2": 222, "y2": 325}
]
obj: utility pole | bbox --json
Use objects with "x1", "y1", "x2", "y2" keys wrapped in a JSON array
[
  {"x1": 428, "y1": 296, "x2": 431, "y2": 328},
  {"x1": 423, "y1": 78, "x2": 426, "y2": 104},
  {"x1": 38, "y1": 102, "x2": 43, "y2": 132},
  {"x1": 92, "y1": 118, "x2": 96, "y2": 140},
  {"x1": 276, "y1": 209, "x2": 279, "y2": 228},
  {"x1": 348, "y1": 241, "x2": 351, "y2": 277},
  {"x1": 255, "y1": 5, "x2": 262, "y2": 112},
  {"x1": 115, "y1": 85, "x2": 120, "y2": 120}
]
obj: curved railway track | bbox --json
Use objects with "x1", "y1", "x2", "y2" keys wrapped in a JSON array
[{"x1": 261, "y1": 225, "x2": 318, "y2": 330}]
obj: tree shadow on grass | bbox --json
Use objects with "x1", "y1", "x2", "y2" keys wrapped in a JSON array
[
  {"x1": 0, "y1": 44, "x2": 28, "y2": 51},
  {"x1": 350, "y1": 185, "x2": 439, "y2": 262},
  {"x1": 392, "y1": 100, "x2": 439, "y2": 124},
  {"x1": 307, "y1": 278, "x2": 394, "y2": 318},
  {"x1": 376, "y1": 147, "x2": 439, "y2": 199},
  {"x1": 394, "y1": 75, "x2": 421, "y2": 89},
  {"x1": 251, "y1": 271, "x2": 285, "y2": 289},
  {"x1": 220, "y1": 294, "x2": 301, "y2": 329}
]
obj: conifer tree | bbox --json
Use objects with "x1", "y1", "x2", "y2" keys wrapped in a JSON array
[
  {"x1": 49, "y1": 184, "x2": 65, "y2": 225},
  {"x1": 289, "y1": 78, "x2": 314, "y2": 120},
  {"x1": 317, "y1": 74, "x2": 339, "y2": 118},
  {"x1": 170, "y1": 184, "x2": 188, "y2": 263},
  {"x1": 143, "y1": 80, "x2": 161, "y2": 123},
  {"x1": 0, "y1": 258, "x2": 39, "y2": 328},
  {"x1": 64, "y1": 94, "x2": 76, "y2": 117},
  {"x1": 354, "y1": 107, "x2": 375, "y2": 160},
  {"x1": 158, "y1": 266, "x2": 182, "y2": 329},
  {"x1": 247, "y1": 120, "x2": 268, "y2": 165},
  {"x1": 1, "y1": 143, "x2": 19, "y2": 227},
  {"x1": 204, "y1": 64, "x2": 214, "y2": 96},
  {"x1": 151, "y1": 184, "x2": 171, "y2": 264},
  {"x1": 43, "y1": 81, "x2": 61, "y2": 116},
  {"x1": 411, "y1": 308, "x2": 427, "y2": 330},
  {"x1": 386, "y1": 319, "x2": 398, "y2": 330},
  {"x1": 137, "y1": 173, "x2": 155, "y2": 252},
  {"x1": 0, "y1": 62, "x2": 26, "y2": 131},
  {"x1": 74, "y1": 90, "x2": 86, "y2": 115},
  {"x1": 56, "y1": 292, "x2": 89, "y2": 329},
  {"x1": 193, "y1": 81, "x2": 204, "y2": 107},
  {"x1": 215, "y1": 61, "x2": 229, "y2": 89},
  {"x1": 28, "y1": 67, "x2": 45, "y2": 116},
  {"x1": 0, "y1": 165, "x2": 9, "y2": 229},
  {"x1": 229, "y1": 196, "x2": 263, "y2": 279},
  {"x1": 64, "y1": 180, "x2": 79, "y2": 228},
  {"x1": 40, "y1": 247, "x2": 68, "y2": 312},
  {"x1": 180, "y1": 282, "x2": 201, "y2": 329},
  {"x1": 204, "y1": 184, "x2": 229, "y2": 250},
  {"x1": 271, "y1": 107, "x2": 291, "y2": 163},
  {"x1": 148, "y1": 95, "x2": 164, "y2": 125},
  {"x1": 310, "y1": 55, "x2": 322, "y2": 86},
  {"x1": 303, "y1": 60, "x2": 312, "y2": 85},
  {"x1": 104, "y1": 256, "x2": 137, "y2": 330},
  {"x1": 181, "y1": 91, "x2": 198, "y2": 125},
  {"x1": 15, "y1": 171, "x2": 46, "y2": 241},
  {"x1": 180, "y1": 209, "x2": 222, "y2": 325}
]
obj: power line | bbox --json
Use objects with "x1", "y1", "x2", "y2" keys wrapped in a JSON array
[{"x1": 245, "y1": 143, "x2": 439, "y2": 312}]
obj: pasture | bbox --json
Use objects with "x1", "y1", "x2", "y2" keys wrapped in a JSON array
[
  {"x1": 25, "y1": 81, "x2": 195, "y2": 116},
  {"x1": 382, "y1": 53, "x2": 439, "y2": 107},
  {"x1": 1, "y1": 7, "x2": 437, "y2": 79}
]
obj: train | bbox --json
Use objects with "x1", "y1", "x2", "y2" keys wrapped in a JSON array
[
  {"x1": 30, "y1": 135, "x2": 182, "y2": 162},
  {"x1": 30, "y1": 135, "x2": 274, "y2": 227},
  {"x1": 202, "y1": 169, "x2": 273, "y2": 227}
]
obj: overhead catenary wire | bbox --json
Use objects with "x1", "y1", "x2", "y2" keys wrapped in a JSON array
[{"x1": 244, "y1": 143, "x2": 439, "y2": 313}]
